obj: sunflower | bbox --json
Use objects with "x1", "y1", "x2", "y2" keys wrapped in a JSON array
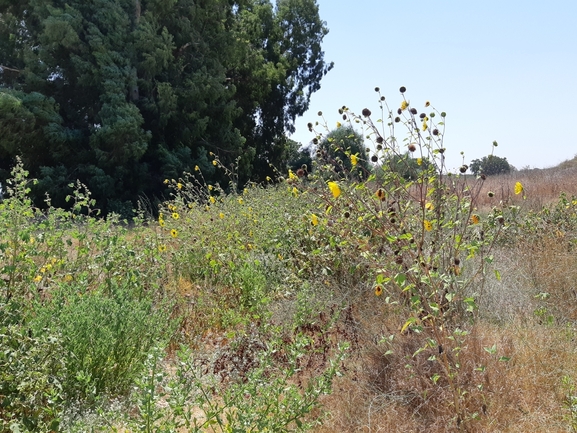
[
  {"x1": 311, "y1": 214, "x2": 319, "y2": 226},
  {"x1": 328, "y1": 181, "x2": 341, "y2": 198},
  {"x1": 423, "y1": 220, "x2": 432, "y2": 231},
  {"x1": 350, "y1": 154, "x2": 358, "y2": 166}
]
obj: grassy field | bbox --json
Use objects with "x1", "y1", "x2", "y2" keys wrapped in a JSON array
[{"x1": 3, "y1": 115, "x2": 577, "y2": 431}]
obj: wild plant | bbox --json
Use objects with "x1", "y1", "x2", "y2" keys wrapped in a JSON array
[
  {"x1": 297, "y1": 87, "x2": 519, "y2": 430},
  {"x1": 128, "y1": 323, "x2": 346, "y2": 432}
]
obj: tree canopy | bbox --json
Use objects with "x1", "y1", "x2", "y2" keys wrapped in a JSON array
[
  {"x1": 315, "y1": 126, "x2": 370, "y2": 178},
  {"x1": 469, "y1": 155, "x2": 513, "y2": 176},
  {"x1": 0, "y1": 0, "x2": 332, "y2": 214}
]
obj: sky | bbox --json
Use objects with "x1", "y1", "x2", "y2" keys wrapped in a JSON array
[{"x1": 291, "y1": 0, "x2": 577, "y2": 171}]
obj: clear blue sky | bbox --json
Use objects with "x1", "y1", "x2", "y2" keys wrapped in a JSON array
[{"x1": 291, "y1": 0, "x2": 577, "y2": 171}]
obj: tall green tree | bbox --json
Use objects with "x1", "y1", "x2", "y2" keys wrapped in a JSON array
[
  {"x1": 0, "y1": 0, "x2": 331, "y2": 214},
  {"x1": 229, "y1": 0, "x2": 332, "y2": 182}
]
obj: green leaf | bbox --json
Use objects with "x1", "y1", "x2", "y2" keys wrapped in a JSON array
[
  {"x1": 394, "y1": 273, "x2": 406, "y2": 286},
  {"x1": 401, "y1": 316, "x2": 417, "y2": 334},
  {"x1": 484, "y1": 344, "x2": 497, "y2": 355},
  {"x1": 494, "y1": 269, "x2": 501, "y2": 281}
]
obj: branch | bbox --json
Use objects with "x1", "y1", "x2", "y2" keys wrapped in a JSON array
[{"x1": 0, "y1": 65, "x2": 22, "y2": 74}]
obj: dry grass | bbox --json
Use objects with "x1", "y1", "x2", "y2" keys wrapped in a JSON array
[
  {"x1": 312, "y1": 164, "x2": 577, "y2": 432},
  {"x1": 473, "y1": 165, "x2": 577, "y2": 211},
  {"x1": 317, "y1": 320, "x2": 577, "y2": 433}
]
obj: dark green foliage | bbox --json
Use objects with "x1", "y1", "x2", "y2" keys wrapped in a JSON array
[
  {"x1": 316, "y1": 126, "x2": 369, "y2": 177},
  {"x1": 470, "y1": 155, "x2": 512, "y2": 176},
  {"x1": 0, "y1": 0, "x2": 331, "y2": 214},
  {"x1": 287, "y1": 140, "x2": 313, "y2": 174}
]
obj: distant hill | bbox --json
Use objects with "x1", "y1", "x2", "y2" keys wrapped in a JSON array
[{"x1": 554, "y1": 155, "x2": 577, "y2": 171}]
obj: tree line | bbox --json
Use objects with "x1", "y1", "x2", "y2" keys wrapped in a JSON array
[{"x1": 0, "y1": 0, "x2": 331, "y2": 215}]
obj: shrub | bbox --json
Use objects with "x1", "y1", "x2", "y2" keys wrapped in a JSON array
[
  {"x1": 0, "y1": 307, "x2": 66, "y2": 432},
  {"x1": 30, "y1": 280, "x2": 175, "y2": 402}
]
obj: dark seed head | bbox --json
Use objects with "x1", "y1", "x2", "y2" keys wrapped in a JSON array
[
  {"x1": 397, "y1": 108, "x2": 402, "y2": 115},
  {"x1": 419, "y1": 113, "x2": 426, "y2": 119},
  {"x1": 410, "y1": 108, "x2": 418, "y2": 115},
  {"x1": 480, "y1": 173, "x2": 487, "y2": 180},
  {"x1": 362, "y1": 108, "x2": 372, "y2": 117},
  {"x1": 454, "y1": 258, "x2": 461, "y2": 265},
  {"x1": 399, "y1": 86, "x2": 406, "y2": 93},
  {"x1": 459, "y1": 165, "x2": 468, "y2": 173},
  {"x1": 408, "y1": 144, "x2": 416, "y2": 152},
  {"x1": 371, "y1": 155, "x2": 378, "y2": 163},
  {"x1": 374, "y1": 87, "x2": 380, "y2": 92},
  {"x1": 432, "y1": 129, "x2": 439, "y2": 136},
  {"x1": 376, "y1": 136, "x2": 384, "y2": 144},
  {"x1": 394, "y1": 116, "x2": 401, "y2": 123}
]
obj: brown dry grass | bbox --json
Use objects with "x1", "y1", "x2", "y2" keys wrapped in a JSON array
[
  {"x1": 312, "y1": 163, "x2": 577, "y2": 433},
  {"x1": 473, "y1": 165, "x2": 577, "y2": 211}
]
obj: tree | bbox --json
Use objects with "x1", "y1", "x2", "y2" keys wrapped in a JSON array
[
  {"x1": 230, "y1": 0, "x2": 333, "y2": 183},
  {"x1": 469, "y1": 155, "x2": 512, "y2": 176},
  {"x1": 382, "y1": 153, "x2": 430, "y2": 181},
  {"x1": 286, "y1": 139, "x2": 312, "y2": 174},
  {"x1": 315, "y1": 126, "x2": 370, "y2": 178},
  {"x1": 0, "y1": 0, "x2": 331, "y2": 214}
]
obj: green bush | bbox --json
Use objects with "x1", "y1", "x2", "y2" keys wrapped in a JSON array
[
  {"x1": 30, "y1": 280, "x2": 175, "y2": 402},
  {"x1": 0, "y1": 307, "x2": 66, "y2": 432}
]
